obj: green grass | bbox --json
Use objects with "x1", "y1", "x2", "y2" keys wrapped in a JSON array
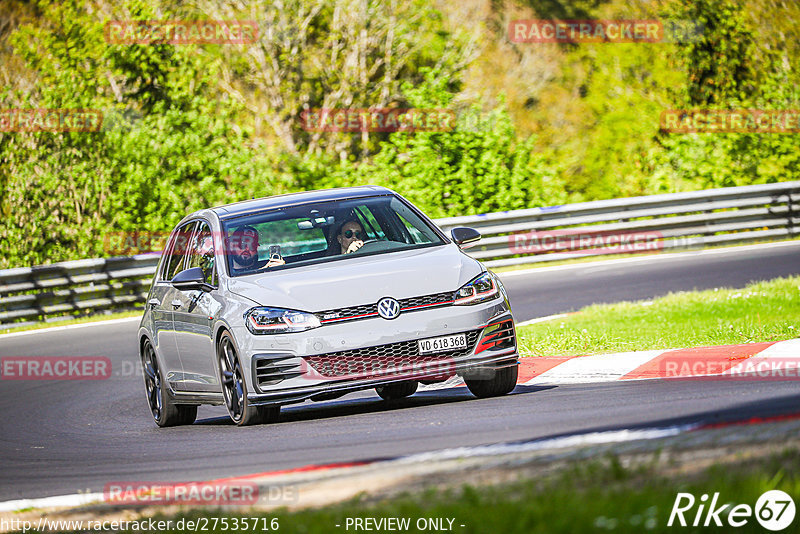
[
  {"x1": 37, "y1": 447, "x2": 800, "y2": 534},
  {"x1": 0, "y1": 310, "x2": 141, "y2": 334},
  {"x1": 517, "y1": 276, "x2": 800, "y2": 357}
]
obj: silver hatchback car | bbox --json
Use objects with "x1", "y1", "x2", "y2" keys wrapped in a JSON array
[{"x1": 138, "y1": 186, "x2": 518, "y2": 426}]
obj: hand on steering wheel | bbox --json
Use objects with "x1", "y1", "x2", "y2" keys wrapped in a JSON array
[
  {"x1": 345, "y1": 239, "x2": 377, "y2": 254},
  {"x1": 346, "y1": 240, "x2": 364, "y2": 254}
]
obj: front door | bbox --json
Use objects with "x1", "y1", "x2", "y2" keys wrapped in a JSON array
[
  {"x1": 172, "y1": 221, "x2": 221, "y2": 393},
  {"x1": 155, "y1": 221, "x2": 197, "y2": 390}
]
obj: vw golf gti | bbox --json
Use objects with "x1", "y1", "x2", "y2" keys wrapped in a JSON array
[{"x1": 138, "y1": 186, "x2": 518, "y2": 426}]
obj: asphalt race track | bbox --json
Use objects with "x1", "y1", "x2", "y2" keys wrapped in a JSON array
[{"x1": 1, "y1": 242, "x2": 799, "y2": 502}]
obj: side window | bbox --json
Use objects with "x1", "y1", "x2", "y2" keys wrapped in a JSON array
[
  {"x1": 163, "y1": 222, "x2": 198, "y2": 281},
  {"x1": 187, "y1": 222, "x2": 216, "y2": 286}
]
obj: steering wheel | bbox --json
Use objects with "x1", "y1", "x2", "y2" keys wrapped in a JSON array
[{"x1": 354, "y1": 239, "x2": 380, "y2": 252}]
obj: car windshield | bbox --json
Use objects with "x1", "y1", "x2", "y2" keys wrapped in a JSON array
[{"x1": 221, "y1": 195, "x2": 446, "y2": 276}]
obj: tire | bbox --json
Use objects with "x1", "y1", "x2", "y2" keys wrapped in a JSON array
[
  {"x1": 218, "y1": 332, "x2": 279, "y2": 426},
  {"x1": 376, "y1": 381, "x2": 418, "y2": 401},
  {"x1": 465, "y1": 363, "x2": 518, "y2": 398},
  {"x1": 141, "y1": 339, "x2": 197, "y2": 427}
]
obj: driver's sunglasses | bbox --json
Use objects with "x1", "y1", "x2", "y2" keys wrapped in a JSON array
[{"x1": 343, "y1": 230, "x2": 365, "y2": 239}]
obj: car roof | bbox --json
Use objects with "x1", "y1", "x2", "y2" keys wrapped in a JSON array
[{"x1": 211, "y1": 185, "x2": 395, "y2": 220}]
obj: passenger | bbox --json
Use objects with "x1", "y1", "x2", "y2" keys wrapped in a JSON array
[
  {"x1": 228, "y1": 225, "x2": 284, "y2": 273},
  {"x1": 336, "y1": 219, "x2": 367, "y2": 254}
]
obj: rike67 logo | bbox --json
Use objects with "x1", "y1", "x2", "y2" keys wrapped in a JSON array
[{"x1": 668, "y1": 490, "x2": 795, "y2": 531}]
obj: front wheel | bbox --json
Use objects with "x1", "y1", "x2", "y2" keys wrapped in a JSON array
[
  {"x1": 141, "y1": 339, "x2": 197, "y2": 427},
  {"x1": 376, "y1": 381, "x2": 418, "y2": 400},
  {"x1": 465, "y1": 363, "x2": 518, "y2": 398},
  {"x1": 218, "y1": 332, "x2": 279, "y2": 426}
]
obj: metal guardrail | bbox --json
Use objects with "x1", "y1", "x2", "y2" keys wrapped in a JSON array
[
  {"x1": 0, "y1": 256, "x2": 160, "y2": 325},
  {"x1": 1, "y1": 181, "x2": 798, "y2": 325},
  {"x1": 436, "y1": 181, "x2": 799, "y2": 267}
]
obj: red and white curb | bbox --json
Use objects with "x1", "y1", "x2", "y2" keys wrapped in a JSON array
[
  {"x1": 518, "y1": 338, "x2": 800, "y2": 385},
  {"x1": 419, "y1": 338, "x2": 800, "y2": 391}
]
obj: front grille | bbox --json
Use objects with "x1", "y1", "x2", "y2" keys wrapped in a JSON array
[
  {"x1": 400, "y1": 291, "x2": 455, "y2": 309},
  {"x1": 317, "y1": 291, "x2": 455, "y2": 324},
  {"x1": 304, "y1": 329, "x2": 482, "y2": 378},
  {"x1": 318, "y1": 303, "x2": 377, "y2": 322}
]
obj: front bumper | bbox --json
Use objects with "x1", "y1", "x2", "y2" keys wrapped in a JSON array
[
  {"x1": 240, "y1": 298, "x2": 517, "y2": 406},
  {"x1": 248, "y1": 347, "x2": 517, "y2": 406}
]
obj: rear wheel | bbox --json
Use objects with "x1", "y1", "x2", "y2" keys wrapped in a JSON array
[
  {"x1": 141, "y1": 339, "x2": 197, "y2": 427},
  {"x1": 465, "y1": 363, "x2": 518, "y2": 398},
  {"x1": 218, "y1": 332, "x2": 279, "y2": 426},
  {"x1": 376, "y1": 381, "x2": 418, "y2": 401}
]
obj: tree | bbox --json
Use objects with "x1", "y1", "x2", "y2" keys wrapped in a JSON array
[{"x1": 198, "y1": 0, "x2": 478, "y2": 159}]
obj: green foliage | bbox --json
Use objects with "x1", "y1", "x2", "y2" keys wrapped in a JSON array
[
  {"x1": 648, "y1": 0, "x2": 800, "y2": 190},
  {"x1": 555, "y1": 42, "x2": 687, "y2": 199},
  {"x1": 0, "y1": 0, "x2": 284, "y2": 267},
  {"x1": 353, "y1": 70, "x2": 568, "y2": 217},
  {"x1": 1, "y1": 0, "x2": 799, "y2": 267},
  {"x1": 668, "y1": 0, "x2": 763, "y2": 106}
]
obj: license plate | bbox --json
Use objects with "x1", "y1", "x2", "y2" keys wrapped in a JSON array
[{"x1": 418, "y1": 333, "x2": 467, "y2": 355}]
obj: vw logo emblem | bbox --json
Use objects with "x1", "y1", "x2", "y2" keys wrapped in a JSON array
[{"x1": 377, "y1": 297, "x2": 401, "y2": 320}]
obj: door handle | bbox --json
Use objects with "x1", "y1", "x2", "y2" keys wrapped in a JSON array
[
  {"x1": 148, "y1": 298, "x2": 160, "y2": 308},
  {"x1": 171, "y1": 299, "x2": 182, "y2": 309}
]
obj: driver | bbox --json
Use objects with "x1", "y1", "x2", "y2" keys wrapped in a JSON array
[
  {"x1": 336, "y1": 219, "x2": 367, "y2": 254},
  {"x1": 228, "y1": 225, "x2": 284, "y2": 273}
]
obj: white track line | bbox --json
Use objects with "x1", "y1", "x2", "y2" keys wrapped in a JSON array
[
  {"x1": 0, "y1": 316, "x2": 140, "y2": 339},
  {"x1": 516, "y1": 313, "x2": 569, "y2": 327},
  {"x1": 392, "y1": 424, "x2": 696, "y2": 463},
  {"x1": 417, "y1": 375, "x2": 465, "y2": 391},
  {"x1": 0, "y1": 492, "x2": 104, "y2": 513}
]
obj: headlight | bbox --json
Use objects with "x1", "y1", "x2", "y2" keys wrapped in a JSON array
[
  {"x1": 244, "y1": 307, "x2": 321, "y2": 334},
  {"x1": 453, "y1": 272, "x2": 500, "y2": 305}
]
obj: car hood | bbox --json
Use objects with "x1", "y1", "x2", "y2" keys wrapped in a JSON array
[{"x1": 226, "y1": 245, "x2": 483, "y2": 311}]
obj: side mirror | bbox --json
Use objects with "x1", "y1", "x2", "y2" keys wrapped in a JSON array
[
  {"x1": 451, "y1": 227, "x2": 481, "y2": 248},
  {"x1": 172, "y1": 267, "x2": 213, "y2": 292}
]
